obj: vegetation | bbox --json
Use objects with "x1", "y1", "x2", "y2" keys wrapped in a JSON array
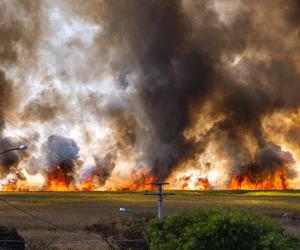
[
  {"x1": 0, "y1": 225, "x2": 24, "y2": 250},
  {"x1": 86, "y1": 212, "x2": 154, "y2": 249},
  {"x1": 145, "y1": 209, "x2": 300, "y2": 250},
  {"x1": 0, "y1": 191, "x2": 299, "y2": 249}
]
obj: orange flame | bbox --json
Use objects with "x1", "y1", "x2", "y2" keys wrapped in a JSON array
[
  {"x1": 195, "y1": 177, "x2": 209, "y2": 190},
  {"x1": 3, "y1": 183, "x2": 25, "y2": 192},
  {"x1": 227, "y1": 169, "x2": 288, "y2": 190},
  {"x1": 179, "y1": 176, "x2": 191, "y2": 190},
  {"x1": 0, "y1": 161, "x2": 291, "y2": 191},
  {"x1": 80, "y1": 176, "x2": 95, "y2": 191},
  {"x1": 1, "y1": 180, "x2": 30, "y2": 192},
  {"x1": 45, "y1": 167, "x2": 73, "y2": 191},
  {"x1": 172, "y1": 174, "x2": 210, "y2": 190},
  {"x1": 109, "y1": 167, "x2": 157, "y2": 191}
]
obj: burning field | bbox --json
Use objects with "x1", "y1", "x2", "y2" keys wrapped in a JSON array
[{"x1": 1, "y1": 0, "x2": 300, "y2": 191}]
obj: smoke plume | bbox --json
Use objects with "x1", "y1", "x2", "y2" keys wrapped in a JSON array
[
  {"x1": 0, "y1": 0, "x2": 300, "y2": 189},
  {"x1": 43, "y1": 135, "x2": 80, "y2": 188}
]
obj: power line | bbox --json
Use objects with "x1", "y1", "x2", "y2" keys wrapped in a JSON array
[
  {"x1": 2, "y1": 128, "x2": 48, "y2": 154},
  {"x1": 1, "y1": 127, "x2": 50, "y2": 166},
  {"x1": 0, "y1": 198, "x2": 59, "y2": 229},
  {"x1": 3, "y1": 117, "x2": 81, "y2": 165},
  {"x1": 0, "y1": 197, "x2": 102, "y2": 242},
  {"x1": 2, "y1": 117, "x2": 139, "y2": 190},
  {"x1": 3, "y1": 121, "x2": 69, "y2": 160},
  {"x1": 1, "y1": 127, "x2": 62, "y2": 170},
  {"x1": 3, "y1": 117, "x2": 124, "y2": 169}
]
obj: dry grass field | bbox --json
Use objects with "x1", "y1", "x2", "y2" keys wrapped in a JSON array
[{"x1": 0, "y1": 190, "x2": 299, "y2": 249}]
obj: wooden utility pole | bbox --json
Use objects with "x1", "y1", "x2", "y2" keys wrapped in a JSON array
[{"x1": 144, "y1": 180, "x2": 175, "y2": 218}]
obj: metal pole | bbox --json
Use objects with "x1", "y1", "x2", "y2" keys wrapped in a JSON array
[
  {"x1": 145, "y1": 180, "x2": 175, "y2": 218},
  {"x1": 0, "y1": 145, "x2": 27, "y2": 156},
  {"x1": 0, "y1": 148, "x2": 19, "y2": 155},
  {"x1": 158, "y1": 185, "x2": 163, "y2": 218}
]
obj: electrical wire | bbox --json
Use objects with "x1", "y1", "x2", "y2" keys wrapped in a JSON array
[
  {"x1": 3, "y1": 121, "x2": 72, "y2": 161},
  {"x1": 2, "y1": 117, "x2": 139, "y2": 189},
  {"x1": 0, "y1": 198, "x2": 59, "y2": 229},
  {"x1": 0, "y1": 197, "x2": 103, "y2": 242},
  {"x1": 3, "y1": 117, "x2": 88, "y2": 167}
]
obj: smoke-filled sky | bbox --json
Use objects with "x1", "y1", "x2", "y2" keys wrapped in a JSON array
[{"x1": 1, "y1": 0, "x2": 300, "y2": 190}]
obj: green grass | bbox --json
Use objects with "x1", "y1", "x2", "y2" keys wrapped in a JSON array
[{"x1": 0, "y1": 190, "x2": 299, "y2": 249}]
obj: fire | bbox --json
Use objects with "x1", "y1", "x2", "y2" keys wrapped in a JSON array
[
  {"x1": 0, "y1": 169, "x2": 291, "y2": 191},
  {"x1": 169, "y1": 173, "x2": 210, "y2": 190},
  {"x1": 45, "y1": 167, "x2": 73, "y2": 191},
  {"x1": 80, "y1": 176, "x2": 95, "y2": 191},
  {"x1": 227, "y1": 169, "x2": 288, "y2": 190},
  {"x1": 227, "y1": 144, "x2": 294, "y2": 190},
  {"x1": 179, "y1": 177, "x2": 209, "y2": 190},
  {"x1": 1, "y1": 178, "x2": 30, "y2": 192},
  {"x1": 180, "y1": 176, "x2": 191, "y2": 190},
  {"x1": 108, "y1": 167, "x2": 157, "y2": 191},
  {"x1": 196, "y1": 177, "x2": 209, "y2": 190},
  {"x1": 2, "y1": 181, "x2": 29, "y2": 192},
  {"x1": 0, "y1": 167, "x2": 158, "y2": 192},
  {"x1": 0, "y1": 155, "x2": 293, "y2": 192},
  {"x1": 2, "y1": 182, "x2": 17, "y2": 191}
]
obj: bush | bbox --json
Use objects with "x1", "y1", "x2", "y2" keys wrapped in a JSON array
[
  {"x1": 145, "y1": 209, "x2": 300, "y2": 250},
  {"x1": 86, "y1": 212, "x2": 154, "y2": 249},
  {"x1": 0, "y1": 225, "x2": 25, "y2": 250}
]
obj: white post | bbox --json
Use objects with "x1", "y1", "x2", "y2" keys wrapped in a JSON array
[
  {"x1": 158, "y1": 185, "x2": 163, "y2": 218},
  {"x1": 145, "y1": 180, "x2": 175, "y2": 218}
]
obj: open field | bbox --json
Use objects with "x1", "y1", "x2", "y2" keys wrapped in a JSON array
[{"x1": 0, "y1": 190, "x2": 299, "y2": 249}]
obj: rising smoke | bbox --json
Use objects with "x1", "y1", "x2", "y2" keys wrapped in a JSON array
[{"x1": 0, "y1": 0, "x2": 300, "y2": 189}]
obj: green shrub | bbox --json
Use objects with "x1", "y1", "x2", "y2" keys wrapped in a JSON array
[
  {"x1": 86, "y1": 212, "x2": 154, "y2": 249},
  {"x1": 0, "y1": 225, "x2": 24, "y2": 250},
  {"x1": 145, "y1": 209, "x2": 300, "y2": 250}
]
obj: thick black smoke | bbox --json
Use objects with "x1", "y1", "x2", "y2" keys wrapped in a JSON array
[
  {"x1": 91, "y1": 153, "x2": 116, "y2": 186},
  {"x1": 232, "y1": 143, "x2": 296, "y2": 182},
  {"x1": 88, "y1": 0, "x2": 300, "y2": 181},
  {"x1": 2, "y1": 0, "x2": 300, "y2": 187},
  {"x1": 44, "y1": 135, "x2": 80, "y2": 182},
  {"x1": 90, "y1": 0, "x2": 217, "y2": 179}
]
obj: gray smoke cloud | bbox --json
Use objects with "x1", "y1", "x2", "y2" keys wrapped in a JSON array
[
  {"x1": 44, "y1": 135, "x2": 80, "y2": 180},
  {"x1": 0, "y1": 0, "x2": 42, "y2": 180},
  {"x1": 82, "y1": 0, "x2": 300, "y2": 181},
  {"x1": 91, "y1": 153, "x2": 116, "y2": 186},
  {"x1": 231, "y1": 143, "x2": 296, "y2": 184},
  {"x1": 0, "y1": 72, "x2": 14, "y2": 134}
]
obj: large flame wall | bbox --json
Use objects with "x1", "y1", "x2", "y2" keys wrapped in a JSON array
[{"x1": 0, "y1": 0, "x2": 300, "y2": 191}]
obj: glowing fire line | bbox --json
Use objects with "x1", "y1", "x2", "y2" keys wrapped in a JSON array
[{"x1": 0, "y1": 167, "x2": 291, "y2": 192}]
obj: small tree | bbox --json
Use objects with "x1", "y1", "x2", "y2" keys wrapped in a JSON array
[
  {"x1": 86, "y1": 212, "x2": 154, "y2": 249},
  {"x1": 145, "y1": 209, "x2": 300, "y2": 250}
]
